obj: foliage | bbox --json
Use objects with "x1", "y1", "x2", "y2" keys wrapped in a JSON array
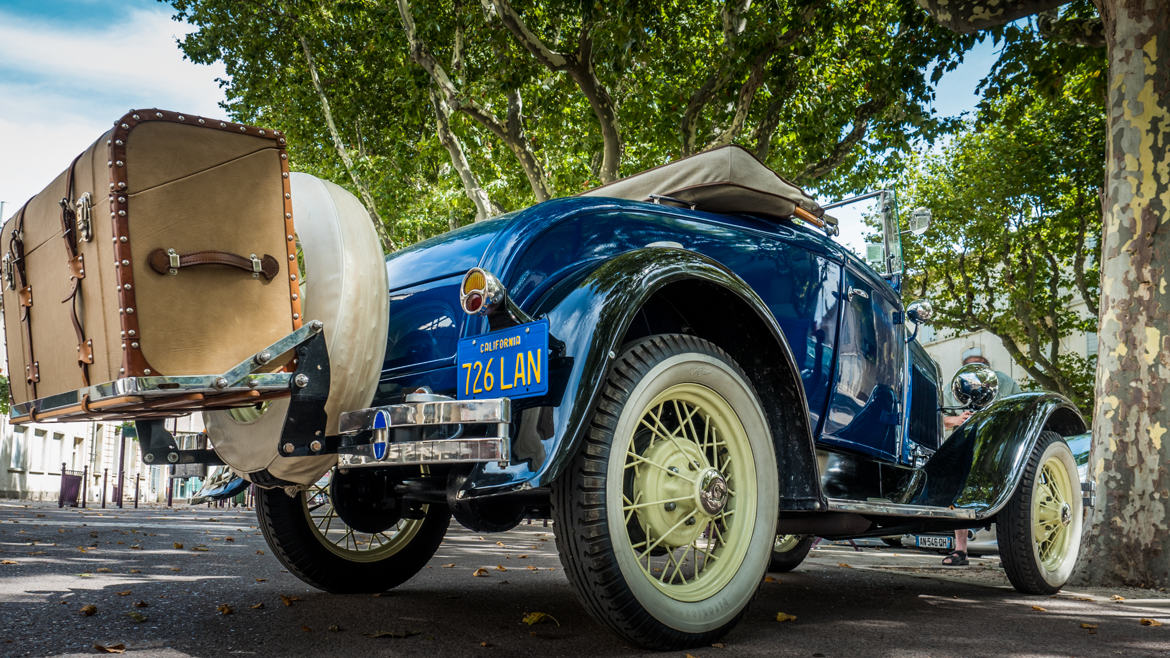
[
  {"x1": 900, "y1": 86, "x2": 1104, "y2": 412},
  {"x1": 166, "y1": 0, "x2": 977, "y2": 246},
  {"x1": 0, "y1": 374, "x2": 9, "y2": 416}
]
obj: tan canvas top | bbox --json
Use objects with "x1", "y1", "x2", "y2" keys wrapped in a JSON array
[{"x1": 580, "y1": 145, "x2": 825, "y2": 220}]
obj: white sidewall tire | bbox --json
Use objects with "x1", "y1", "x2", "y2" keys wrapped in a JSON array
[
  {"x1": 1032, "y1": 440, "x2": 1082, "y2": 589},
  {"x1": 606, "y1": 352, "x2": 778, "y2": 634},
  {"x1": 205, "y1": 173, "x2": 389, "y2": 484}
]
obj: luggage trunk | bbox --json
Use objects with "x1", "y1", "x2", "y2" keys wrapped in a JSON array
[{"x1": 2, "y1": 109, "x2": 303, "y2": 421}]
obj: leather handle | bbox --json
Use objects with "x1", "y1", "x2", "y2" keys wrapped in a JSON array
[{"x1": 147, "y1": 248, "x2": 280, "y2": 281}]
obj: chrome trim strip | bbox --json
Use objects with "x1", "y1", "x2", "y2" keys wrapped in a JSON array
[
  {"x1": 825, "y1": 498, "x2": 977, "y2": 520},
  {"x1": 338, "y1": 398, "x2": 511, "y2": 434},
  {"x1": 337, "y1": 437, "x2": 508, "y2": 467}
]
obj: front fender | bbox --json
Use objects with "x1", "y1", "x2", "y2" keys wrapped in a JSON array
[
  {"x1": 460, "y1": 247, "x2": 821, "y2": 507},
  {"x1": 914, "y1": 392, "x2": 1086, "y2": 518}
]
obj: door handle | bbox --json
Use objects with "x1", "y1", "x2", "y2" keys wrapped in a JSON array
[{"x1": 847, "y1": 287, "x2": 869, "y2": 302}]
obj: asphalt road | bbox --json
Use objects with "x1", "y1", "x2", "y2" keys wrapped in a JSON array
[{"x1": 1, "y1": 501, "x2": 1168, "y2": 657}]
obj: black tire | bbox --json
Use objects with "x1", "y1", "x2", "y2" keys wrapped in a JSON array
[
  {"x1": 551, "y1": 334, "x2": 779, "y2": 650},
  {"x1": 880, "y1": 536, "x2": 903, "y2": 548},
  {"x1": 996, "y1": 431, "x2": 1082, "y2": 594},
  {"x1": 256, "y1": 471, "x2": 449, "y2": 593},
  {"x1": 770, "y1": 535, "x2": 814, "y2": 572}
]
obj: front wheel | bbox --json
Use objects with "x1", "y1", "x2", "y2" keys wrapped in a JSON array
[
  {"x1": 770, "y1": 534, "x2": 814, "y2": 572},
  {"x1": 996, "y1": 431, "x2": 1082, "y2": 594},
  {"x1": 256, "y1": 469, "x2": 449, "y2": 593},
  {"x1": 552, "y1": 335, "x2": 779, "y2": 649}
]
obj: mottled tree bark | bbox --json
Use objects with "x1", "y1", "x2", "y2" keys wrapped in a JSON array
[
  {"x1": 920, "y1": 0, "x2": 1170, "y2": 587},
  {"x1": 1076, "y1": 0, "x2": 1170, "y2": 588}
]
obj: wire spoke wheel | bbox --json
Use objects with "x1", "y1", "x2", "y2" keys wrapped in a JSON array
[
  {"x1": 622, "y1": 384, "x2": 755, "y2": 601},
  {"x1": 997, "y1": 430, "x2": 1083, "y2": 594},
  {"x1": 552, "y1": 335, "x2": 778, "y2": 649},
  {"x1": 301, "y1": 471, "x2": 426, "y2": 564}
]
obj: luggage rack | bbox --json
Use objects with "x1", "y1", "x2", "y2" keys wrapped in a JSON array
[{"x1": 10, "y1": 322, "x2": 323, "y2": 423}]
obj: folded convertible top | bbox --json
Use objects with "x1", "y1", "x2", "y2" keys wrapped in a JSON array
[{"x1": 580, "y1": 145, "x2": 826, "y2": 221}]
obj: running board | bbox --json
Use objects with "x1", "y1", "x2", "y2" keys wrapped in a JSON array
[{"x1": 825, "y1": 498, "x2": 978, "y2": 520}]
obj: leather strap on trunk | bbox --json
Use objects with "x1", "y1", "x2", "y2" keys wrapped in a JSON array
[
  {"x1": 147, "y1": 248, "x2": 280, "y2": 281},
  {"x1": 59, "y1": 153, "x2": 92, "y2": 386},
  {"x1": 6, "y1": 207, "x2": 38, "y2": 396}
]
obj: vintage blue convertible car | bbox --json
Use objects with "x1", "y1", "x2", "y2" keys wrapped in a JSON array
[{"x1": 163, "y1": 146, "x2": 1090, "y2": 649}]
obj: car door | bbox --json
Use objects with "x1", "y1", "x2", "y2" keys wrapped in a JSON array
[{"x1": 819, "y1": 263, "x2": 906, "y2": 461}]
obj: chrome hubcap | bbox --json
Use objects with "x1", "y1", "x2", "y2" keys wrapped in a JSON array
[{"x1": 697, "y1": 468, "x2": 729, "y2": 515}]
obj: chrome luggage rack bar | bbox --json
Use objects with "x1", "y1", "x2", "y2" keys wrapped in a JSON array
[
  {"x1": 11, "y1": 322, "x2": 323, "y2": 423},
  {"x1": 337, "y1": 396, "x2": 511, "y2": 468}
]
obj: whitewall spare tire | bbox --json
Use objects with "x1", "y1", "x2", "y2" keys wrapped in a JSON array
[{"x1": 205, "y1": 173, "x2": 389, "y2": 485}]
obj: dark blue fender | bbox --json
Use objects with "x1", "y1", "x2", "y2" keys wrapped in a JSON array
[
  {"x1": 460, "y1": 247, "x2": 826, "y2": 511},
  {"x1": 913, "y1": 392, "x2": 1086, "y2": 518}
]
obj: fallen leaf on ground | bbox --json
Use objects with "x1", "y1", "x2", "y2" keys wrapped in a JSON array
[
  {"x1": 256, "y1": 550, "x2": 265, "y2": 555},
  {"x1": 711, "y1": 643, "x2": 726, "y2": 648},
  {"x1": 173, "y1": 543, "x2": 183, "y2": 550},
  {"x1": 366, "y1": 630, "x2": 420, "y2": 639},
  {"x1": 129, "y1": 569, "x2": 141, "y2": 574},
  {"x1": 80, "y1": 604, "x2": 97, "y2": 616},
  {"x1": 0, "y1": 560, "x2": 16, "y2": 565},
  {"x1": 126, "y1": 611, "x2": 147, "y2": 623},
  {"x1": 495, "y1": 565, "x2": 507, "y2": 572},
  {"x1": 1140, "y1": 618, "x2": 1163, "y2": 627},
  {"x1": 191, "y1": 546, "x2": 209, "y2": 552},
  {"x1": 517, "y1": 554, "x2": 528, "y2": 559},
  {"x1": 764, "y1": 576, "x2": 778, "y2": 583},
  {"x1": 217, "y1": 604, "x2": 233, "y2": 615},
  {"x1": 1111, "y1": 595, "x2": 1126, "y2": 601},
  {"x1": 837, "y1": 563, "x2": 852, "y2": 569},
  {"x1": 480, "y1": 641, "x2": 492, "y2": 647},
  {"x1": 328, "y1": 624, "x2": 342, "y2": 632},
  {"x1": 521, "y1": 611, "x2": 561, "y2": 627},
  {"x1": 1080, "y1": 622, "x2": 1098, "y2": 634},
  {"x1": 279, "y1": 594, "x2": 301, "y2": 607},
  {"x1": 1075, "y1": 596, "x2": 1093, "y2": 601},
  {"x1": 129, "y1": 545, "x2": 141, "y2": 550},
  {"x1": 472, "y1": 568, "x2": 489, "y2": 577},
  {"x1": 133, "y1": 601, "x2": 148, "y2": 608},
  {"x1": 301, "y1": 625, "x2": 312, "y2": 632},
  {"x1": 251, "y1": 602, "x2": 264, "y2": 609},
  {"x1": 96, "y1": 567, "x2": 112, "y2": 573},
  {"x1": 169, "y1": 567, "x2": 181, "y2": 572},
  {"x1": 1031, "y1": 605, "x2": 1047, "y2": 612},
  {"x1": 526, "y1": 565, "x2": 539, "y2": 571},
  {"x1": 116, "y1": 591, "x2": 131, "y2": 597},
  {"x1": 224, "y1": 536, "x2": 234, "y2": 542},
  {"x1": 93, "y1": 643, "x2": 125, "y2": 654},
  {"x1": 775, "y1": 612, "x2": 797, "y2": 623},
  {"x1": 254, "y1": 578, "x2": 266, "y2": 582},
  {"x1": 78, "y1": 573, "x2": 93, "y2": 578},
  {"x1": 441, "y1": 563, "x2": 455, "y2": 568}
]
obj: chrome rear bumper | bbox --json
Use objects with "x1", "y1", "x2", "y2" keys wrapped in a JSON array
[{"x1": 336, "y1": 396, "x2": 510, "y2": 468}]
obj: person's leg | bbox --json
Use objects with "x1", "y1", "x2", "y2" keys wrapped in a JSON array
[{"x1": 942, "y1": 529, "x2": 969, "y2": 565}]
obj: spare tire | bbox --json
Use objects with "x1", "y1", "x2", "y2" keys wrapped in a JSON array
[{"x1": 205, "y1": 173, "x2": 389, "y2": 485}]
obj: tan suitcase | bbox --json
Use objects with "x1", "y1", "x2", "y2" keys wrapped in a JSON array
[{"x1": 2, "y1": 109, "x2": 303, "y2": 421}]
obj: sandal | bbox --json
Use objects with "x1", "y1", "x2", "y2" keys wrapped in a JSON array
[{"x1": 941, "y1": 550, "x2": 968, "y2": 566}]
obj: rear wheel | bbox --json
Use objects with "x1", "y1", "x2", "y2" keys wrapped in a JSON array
[
  {"x1": 996, "y1": 431, "x2": 1082, "y2": 594},
  {"x1": 769, "y1": 534, "x2": 814, "y2": 572},
  {"x1": 552, "y1": 335, "x2": 778, "y2": 649},
  {"x1": 256, "y1": 468, "x2": 449, "y2": 593}
]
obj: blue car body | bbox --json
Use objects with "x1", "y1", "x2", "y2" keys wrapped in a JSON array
[{"x1": 371, "y1": 195, "x2": 1085, "y2": 532}]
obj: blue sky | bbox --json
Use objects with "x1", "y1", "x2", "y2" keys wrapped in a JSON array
[{"x1": 0, "y1": 1, "x2": 998, "y2": 221}]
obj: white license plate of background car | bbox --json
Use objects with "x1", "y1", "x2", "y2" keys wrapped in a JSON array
[{"x1": 916, "y1": 535, "x2": 953, "y2": 550}]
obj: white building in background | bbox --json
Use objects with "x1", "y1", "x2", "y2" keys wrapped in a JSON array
[{"x1": 919, "y1": 298, "x2": 1098, "y2": 390}]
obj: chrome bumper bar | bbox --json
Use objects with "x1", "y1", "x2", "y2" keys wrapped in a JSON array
[{"x1": 337, "y1": 397, "x2": 511, "y2": 468}]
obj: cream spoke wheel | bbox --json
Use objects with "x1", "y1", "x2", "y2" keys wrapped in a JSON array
[
  {"x1": 551, "y1": 335, "x2": 778, "y2": 648},
  {"x1": 301, "y1": 470, "x2": 427, "y2": 564},
  {"x1": 998, "y1": 431, "x2": 1083, "y2": 595}
]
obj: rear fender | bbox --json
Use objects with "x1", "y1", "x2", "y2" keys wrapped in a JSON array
[
  {"x1": 461, "y1": 247, "x2": 825, "y2": 511},
  {"x1": 914, "y1": 392, "x2": 1086, "y2": 518}
]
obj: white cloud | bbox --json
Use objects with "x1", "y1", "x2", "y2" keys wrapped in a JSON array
[{"x1": 0, "y1": 6, "x2": 228, "y2": 217}]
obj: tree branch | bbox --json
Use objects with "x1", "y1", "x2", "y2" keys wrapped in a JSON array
[
  {"x1": 430, "y1": 88, "x2": 497, "y2": 221},
  {"x1": 398, "y1": 0, "x2": 552, "y2": 200},
  {"x1": 795, "y1": 100, "x2": 881, "y2": 182},
  {"x1": 915, "y1": 0, "x2": 1070, "y2": 33},
  {"x1": 298, "y1": 34, "x2": 396, "y2": 249},
  {"x1": 489, "y1": 0, "x2": 623, "y2": 182},
  {"x1": 705, "y1": 47, "x2": 771, "y2": 150},
  {"x1": 1037, "y1": 8, "x2": 1106, "y2": 47}
]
